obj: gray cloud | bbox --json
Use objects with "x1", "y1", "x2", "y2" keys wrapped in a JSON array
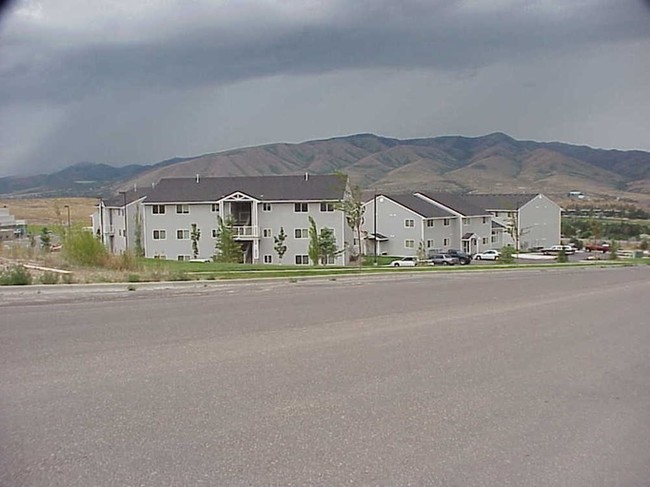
[{"x1": 1, "y1": 0, "x2": 649, "y2": 175}]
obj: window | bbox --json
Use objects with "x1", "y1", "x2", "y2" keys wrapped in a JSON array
[
  {"x1": 443, "y1": 218, "x2": 450, "y2": 226},
  {"x1": 177, "y1": 255, "x2": 191, "y2": 261},
  {"x1": 463, "y1": 218, "x2": 470, "y2": 225},
  {"x1": 426, "y1": 219, "x2": 435, "y2": 227},
  {"x1": 263, "y1": 228, "x2": 272, "y2": 238},
  {"x1": 426, "y1": 239, "x2": 435, "y2": 248},
  {"x1": 482, "y1": 217, "x2": 488, "y2": 224},
  {"x1": 295, "y1": 255, "x2": 309, "y2": 265},
  {"x1": 152, "y1": 205, "x2": 165, "y2": 214},
  {"x1": 153, "y1": 230, "x2": 166, "y2": 240},
  {"x1": 263, "y1": 255, "x2": 272, "y2": 264},
  {"x1": 320, "y1": 202, "x2": 334, "y2": 212},
  {"x1": 443, "y1": 238, "x2": 450, "y2": 246},
  {"x1": 325, "y1": 255, "x2": 335, "y2": 265},
  {"x1": 405, "y1": 239, "x2": 415, "y2": 249},
  {"x1": 212, "y1": 229, "x2": 218, "y2": 238},
  {"x1": 404, "y1": 219, "x2": 414, "y2": 228},
  {"x1": 211, "y1": 204, "x2": 219, "y2": 213},
  {"x1": 176, "y1": 204, "x2": 189, "y2": 214},
  {"x1": 153, "y1": 254, "x2": 166, "y2": 260},
  {"x1": 294, "y1": 203, "x2": 308, "y2": 213},
  {"x1": 483, "y1": 237, "x2": 489, "y2": 245},
  {"x1": 176, "y1": 229, "x2": 190, "y2": 240},
  {"x1": 294, "y1": 228, "x2": 308, "y2": 239},
  {"x1": 262, "y1": 203, "x2": 272, "y2": 212}
]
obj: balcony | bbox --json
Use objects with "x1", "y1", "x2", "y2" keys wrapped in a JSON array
[{"x1": 233, "y1": 225, "x2": 258, "y2": 238}]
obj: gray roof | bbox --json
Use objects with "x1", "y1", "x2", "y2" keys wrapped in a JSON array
[
  {"x1": 103, "y1": 187, "x2": 151, "y2": 207},
  {"x1": 416, "y1": 192, "x2": 489, "y2": 216},
  {"x1": 491, "y1": 220, "x2": 506, "y2": 229},
  {"x1": 384, "y1": 194, "x2": 455, "y2": 218},
  {"x1": 144, "y1": 174, "x2": 346, "y2": 204},
  {"x1": 465, "y1": 194, "x2": 538, "y2": 211}
]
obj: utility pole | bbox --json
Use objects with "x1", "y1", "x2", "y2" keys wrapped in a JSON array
[
  {"x1": 119, "y1": 191, "x2": 128, "y2": 251},
  {"x1": 373, "y1": 191, "x2": 377, "y2": 265}
]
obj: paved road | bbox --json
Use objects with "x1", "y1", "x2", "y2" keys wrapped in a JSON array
[{"x1": 1, "y1": 267, "x2": 649, "y2": 486}]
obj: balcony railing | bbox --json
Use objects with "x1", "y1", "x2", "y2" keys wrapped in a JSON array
[{"x1": 233, "y1": 225, "x2": 258, "y2": 238}]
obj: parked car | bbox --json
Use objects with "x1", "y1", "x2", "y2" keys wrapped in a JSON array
[
  {"x1": 584, "y1": 242, "x2": 610, "y2": 253},
  {"x1": 473, "y1": 249, "x2": 500, "y2": 261},
  {"x1": 429, "y1": 254, "x2": 459, "y2": 265},
  {"x1": 444, "y1": 249, "x2": 472, "y2": 265},
  {"x1": 389, "y1": 256, "x2": 419, "y2": 267}
]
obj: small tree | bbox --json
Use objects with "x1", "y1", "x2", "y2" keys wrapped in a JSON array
[
  {"x1": 39, "y1": 227, "x2": 51, "y2": 251},
  {"x1": 608, "y1": 240, "x2": 619, "y2": 260},
  {"x1": 416, "y1": 241, "x2": 427, "y2": 261},
  {"x1": 190, "y1": 223, "x2": 201, "y2": 259},
  {"x1": 273, "y1": 227, "x2": 288, "y2": 262},
  {"x1": 335, "y1": 174, "x2": 365, "y2": 264},
  {"x1": 318, "y1": 227, "x2": 338, "y2": 265},
  {"x1": 214, "y1": 216, "x2": 243, "y2": 263},
  {"x1": 556, "y1": 248, "x2": 568, "y2": 263},
  {"x1": 308, "y1": 216, "x2": 320, "y2": 266},
  {"x1": 134, "y1": 207, "x2": 145, "y2": 257},
  {"x1": 500, "y1": 245, "x2": 516, "y2": 264}
]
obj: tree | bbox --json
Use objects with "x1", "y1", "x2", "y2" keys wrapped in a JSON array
[
  {"x1": 308, "y1": 216, "x2": 320, "y2": 266},
  {"x1": 556, "y1": 248, "x2": 568, "y2": 263},
  {"x1": 214, "y1": 216, "x2": 243, "y2": 263},
  {"x1": 190, "y1": 223, "x2": 201, "y2": 259},
  {"x1": 39, "y1": 227, "x2": 51, "y2": 251},
  {"x1": 318, "y1": 227, "x2": 338, "y2": 265},
  {"x1": 134, "y1": 207, "x2": 145, "y2": 257},
  {"x1": 500, "y1": 245, "x2": 516, "y2": 264},
  {"x1": 273, "y1": 227, "x2": 288, "y2": 262},
  {"x1": 335, "y1": 176, "x2": 365, "y2": 264},
  {"x1": 416, "y1": 241, "x2": 427, "y2": 261},
  {"x1": 506, "y1": 211, "x2": 529, "y2": 252}
]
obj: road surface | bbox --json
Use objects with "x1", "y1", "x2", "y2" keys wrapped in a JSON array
[{"x1": 1, "y1": 267, "x2": 649, "y2": 486}]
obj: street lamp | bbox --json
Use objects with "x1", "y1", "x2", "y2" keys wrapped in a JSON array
[
  {"x1": 119, "y1": 191, "x2": 128, "y2": 250},
  {"x1": 63, "y1": 205, "x2": 71, "y2": 230},
  {"x1": 373, "y1": 191, "x2": 377, "y2": 265}
]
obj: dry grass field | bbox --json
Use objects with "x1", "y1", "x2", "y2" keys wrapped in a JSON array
[{"x1": 0, "y1": 198, "x2": 98, "y2": 227}]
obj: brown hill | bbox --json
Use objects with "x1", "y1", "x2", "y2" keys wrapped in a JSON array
[{"x1": 117, "y1": 133, "x2": 650, "y2": 208}]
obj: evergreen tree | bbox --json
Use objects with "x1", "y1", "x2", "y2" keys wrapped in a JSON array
[
  {"x1": 318, "y1": 227, "x2": 338, "y2": 265},
  {"x1": 308, "y1": 216, "x2": 320, "y2": 266},
  {"x1": 214, "y1": 216, "x2": 243, "y2": 263},
  {"x1": 273, "y1": 227, "x2": 288, "y2": 262}
]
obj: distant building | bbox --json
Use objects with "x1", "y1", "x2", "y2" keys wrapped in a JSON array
[{"x1": 0, "y1": 207, "x2": 27, "y2": 241}]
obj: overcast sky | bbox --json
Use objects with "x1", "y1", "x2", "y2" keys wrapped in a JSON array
[{"x1": 1, "y1": 0, "x2": 649, "y2": 177}]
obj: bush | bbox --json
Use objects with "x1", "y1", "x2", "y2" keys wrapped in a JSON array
[
  {"x1": 63, "y1": 229, "x2": 108, "y2": 267},
  {"x1": 556, "y1": 249, "x2": 568, "y2": 263},
  {"x1": 40, "y1": 271, "x2": 60, "y2": 284},
  {"x1": 0, "y1": 265, "x2": 33, "y2": 285},
  {"x1": 499, "y1": 246, "x2": 516, "y2": 264}
]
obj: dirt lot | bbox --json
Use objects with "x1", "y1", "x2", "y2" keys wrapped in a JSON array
[{"x1": 0, "y1": 198, "x2": 97, "y2": 227}]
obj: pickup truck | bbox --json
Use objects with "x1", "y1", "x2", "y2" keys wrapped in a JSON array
[
  {"x1": 541, "y1": 245, "x2": 575, "y2": 255},
  {"x1": 584, "y1": 242, "x2": 610, "y2": 253}
]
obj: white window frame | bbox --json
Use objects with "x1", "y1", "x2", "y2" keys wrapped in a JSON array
[
  {"x1": 295, "y1": 254, "x2": 309, "y2": 265},
  {"x1": 426, "y1": 219, "x2": 435, "y2": 227},
  {"x1": 177, "y1": 255, "x2": 191, "y2": 261},
  {"x1": 176, "y1": 229, "x2": 190, "y2": 240},
  {"x1": 212, "y1": 229, "x2": 218, "y2": 238},
  {"x1": 463, "y1": 218, "x2": 470, "y2": 225},
  {"x1": 211, "y1": 204, "x2": 220, "y2": 213},
  {"x1": 443, "y1": 219, "x2": 450, "y2": 226},
  {"x1": 405, "y1": 239, "x2": 415, "y2": 249},
  {"x1": 320, "y1": 202, "x2": 334, "y2": 212},
  {"x1": 262, "y1": 203, "x2": 272, "y2": 212},
  {"x1": 263, "y1": 228, "x2": 272, "y2": 238},
  {"x1": 426, "y1": 239, "x2": 435, "y2": 248},
  {"x1": 294, "y1": 203, "x2": 308, "y2": 213},
  {"x1": 443, "y1": 238, "x2": 450, "y2": 246},
  {"x1": 152, "y1": 205, "x2": 165, "y2": 215},
  {"x1": 152, "y1": 229, "x2": 166, "y2": 240},
  {"x1": 404, "y1": 219, "x2": 415, "y2": 228},
  {"x1": 176, "y1": 204, "x2": 190, "y2": 214},
  {"x1": 263, "y1": 254, "x2": 273, "y2": 264},
  {"x1": 294, "y1": 228, "x2": 308, "y2": 239}
]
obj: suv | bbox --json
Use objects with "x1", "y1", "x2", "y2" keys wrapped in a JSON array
[
  {"x1": 429, "y1": 254, "x2": 459, "y2": 265},
  {"x1": 445, "y1": 249, "x2": 472, "y2": 265}
]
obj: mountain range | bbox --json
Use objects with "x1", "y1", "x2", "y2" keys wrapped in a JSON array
[{"x1": 2, "y1": 133, "x2": 649, "y2": 207}]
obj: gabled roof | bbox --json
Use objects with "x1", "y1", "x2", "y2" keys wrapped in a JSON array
[
  {"x1": 144, "y1": 174, "x2": 346, "y2": 204},
  {"x1": 416, "y1": 192, "x2": 488, "y2": 217},
  {"x1": 103, "y1": 187, "x2": 151, "y2": 207},
  {"x1": 383, "y1": 194, "x2": 455, "y2": 218},
  {"x1": 465, "y1": 194, "x2": 538, "y2": 211}
]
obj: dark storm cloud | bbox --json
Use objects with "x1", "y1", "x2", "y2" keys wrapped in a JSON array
[{"x1": 1, "y1": 0, "x2": 649, "y2": 106}]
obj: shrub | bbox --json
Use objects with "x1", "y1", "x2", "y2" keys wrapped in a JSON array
[
  {"x1": 0, "y1": 265, "x2": 33, "y2": 285},
  {"x1": 40, "y1": 271, "x2": 60, "y2": 284},
  {"x1": 499, "y1": 246, "x2": 516, "y2": 264},
  {"x1": 63, "y1": 229, "x2": 108, "y2": 267},
  {"x1": 556, "y1": 249, "x2": 568, "y2": 263}
]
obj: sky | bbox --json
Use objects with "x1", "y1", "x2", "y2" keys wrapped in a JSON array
[{"x1": 1, "y1": 0, "x2": 649, "y2": 177}]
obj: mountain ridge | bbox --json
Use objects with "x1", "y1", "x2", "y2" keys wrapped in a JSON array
[{"x1": 1, "y1": 133, "x2": 649, "y2": 207}]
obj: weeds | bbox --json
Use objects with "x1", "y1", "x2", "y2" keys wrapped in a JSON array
[
  {"x1": 40, "y1": 271, "x2": 60, "y2": 284},
  {"x1": 0, "y1": 265, "x2": 33, "y2": 285}
]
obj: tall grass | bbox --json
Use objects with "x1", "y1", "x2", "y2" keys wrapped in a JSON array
[{"x1": 62, "y1": 228, "x2": 108, "y2": 267}]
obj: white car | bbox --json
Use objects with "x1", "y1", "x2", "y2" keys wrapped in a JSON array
[
  {"x1": 389, "y1": 256, "x2": 418, "y2": 267},
  {"x1": 473, "y1": 249, "x2": 500, "y2": 261}
]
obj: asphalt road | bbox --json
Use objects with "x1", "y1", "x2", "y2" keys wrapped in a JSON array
[{"x1": 1, "y1": 267, "x2": 649, "y2": 486}]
